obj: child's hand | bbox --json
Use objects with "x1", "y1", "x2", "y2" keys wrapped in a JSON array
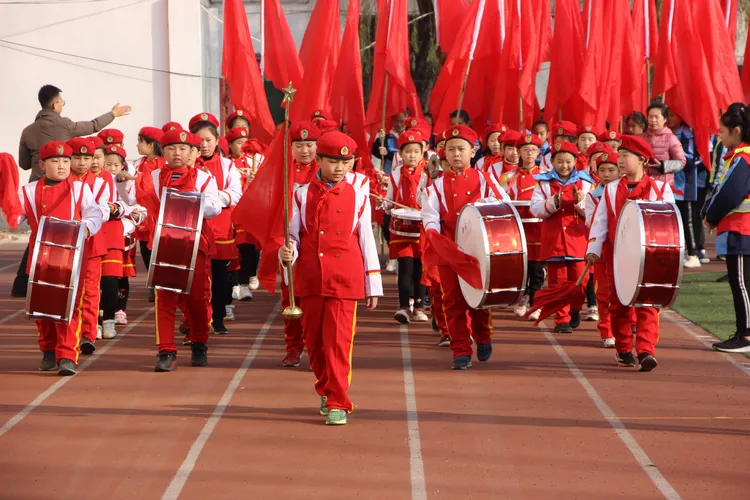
[
  {"x1": 366, "y1": 296, "x2": 378, "y2": 311},
  {"x1": 575, "y1": 190, "x2": 585, "y2": 204},
  {"x1": 116, "y1": 171, "x2": 135, "y2": 182},
  {"x1": 278, "y1": 244, "x2": 294, "y2": 263}
]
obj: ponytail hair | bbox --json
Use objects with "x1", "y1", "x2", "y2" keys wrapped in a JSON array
[{"x1": 720, "y1": 102, "x2": 750, "y2": 144}]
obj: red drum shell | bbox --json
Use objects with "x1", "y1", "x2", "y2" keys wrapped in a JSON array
[{"x1": 390, "y1": 208, "x2": 422, "y2": 239}]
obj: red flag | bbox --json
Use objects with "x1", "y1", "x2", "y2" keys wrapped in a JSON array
[
  {"x1": 331, "y1": 0, "x2": 373, "y2": 171},
  {"x1": 423, "y1": 231, "x2": 482, "y2": 289},
  {"x1": 262, "y1": 0, "x2": 303, "y2": 91},
  {"x1": 722, "y1": 0, "x2": 738, "y2": 52},
  {"x1": 534, "y1": 0, "x2": 552, "y2": 65},
  {"x1": 433, "y1": 0, "x2": 470, "y2": 56},
  {"x1": 651, "y1": 0, "x2": 677, "y2": 99},
  {"x1": 577, "y1": 0, "x2": 605, "y2": 128},
  {"x1": 222, "y1": 0, "x2": 276, "y2": 142},
  {"x1": 365, "y1": 0, "x2": 423, "y2": 132},
  {"x1": 543, "y1": 0, "x2": 584, "y2": 124},
  {"x1": 0, "y1": 153, "x2": 22, "y2": 229},
  {"x1": 631, "y1": 0, "x2": 659, "y2": 111},
  {"x1": 742, "y1": 14, "x2": 750, "y2": 102},
  {"x1": 292, "y1": 0, "x2": 341, "y2": 121}
]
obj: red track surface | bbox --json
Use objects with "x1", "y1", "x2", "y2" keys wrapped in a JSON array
[{"x1": 0, "y1": 241, "x2": 748, "y2": 500}]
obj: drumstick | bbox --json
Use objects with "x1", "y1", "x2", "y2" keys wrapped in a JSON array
[
  {"x1": 371, "y1": 193, "x2": 411, "y2": 210},
  {"x1": 575, "y1": 261, "x2": 595, "y2": 287}
]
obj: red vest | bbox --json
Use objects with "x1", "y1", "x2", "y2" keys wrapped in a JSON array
[
  {"x1": 437, "y1": 168, "x2": 486, "y2": 240},
  {"x1": 539, "y1": 180, "x2": 588, "y2": 261}
]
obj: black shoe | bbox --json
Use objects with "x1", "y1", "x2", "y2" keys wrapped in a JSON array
[
  {"x1": 569, "y1": 312, "x2": 581, "y2": 329},
  {"x1": 431, "y1": 316, "x2": 439, "y2": 332},
  {"x1": 211, "y1": 319, "x2": 229, "y2": 335},
  {"x1": 716, "y1": 274, "x2": 729, "y2": 283},
  {"x1": 79, "y1": 337, "x2": 96, "y2": 355},
  {"x1": 39, "y1": 350, "x2": 56, "y2": 371},
  {"x1": 616, "y1": 352, "x2": 636, "y2": 367},
  {"x1": 554, "y1": 323, "x2": 573, "y2": 334},
  {"x1": 155, "y1": 351, "x2": 177, "y2": 372},
  {"x1": 57, "y1": 358, "x2": 77, "y2": 376},
  {"x1": 637, "y1": 353, "x2": 658, "y2": 372},
  {"x1": 451, "y1": 355, "x2": 472, "y2": 370},
  {"x1": 148, "y1": 289, "x2": 155, "y2": 303},
  {"x1": 477, "y1": 342, "x2": 492, "y2": 362},
  {"x1": 10, "y1": 287, "x2": 26, "y2": 298},
  {"x1": 191, "y1": 342, "x2": 208, "y2": 367},
  {"x1": 713, "y1": 334, "x2": 750, "y2": 353}
]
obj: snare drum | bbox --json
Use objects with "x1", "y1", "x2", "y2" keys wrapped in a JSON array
[
  {"x1": 26, "y1": 217, "x2": 86, "y2": 322},
  {"x1": 390, "y1": 208, "x2": 422, "y2": 239},
  {"x1": 455, "y1": 202, "x2": 527, "y2": 309},
  {"x1": 614, "y1": 200, "x2": 684, "y2": 307},
  {"x1": 510, "y1": 200, "x2": 542, "y2": 261}
]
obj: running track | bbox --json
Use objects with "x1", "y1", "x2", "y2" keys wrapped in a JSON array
[{"x1": 0, "y1": 241, "x2": 748, "y2": 500}]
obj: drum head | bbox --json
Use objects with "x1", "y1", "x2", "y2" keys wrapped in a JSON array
[
  {"x1": 455, "y1": 205, "x2": 488, "y2": 309},
  {"x1": 391, "y1": 208, "x2": 422, "y2": 220},
  {"x1": 614, "y1": 201, "x2": 644, "y2": 306}
]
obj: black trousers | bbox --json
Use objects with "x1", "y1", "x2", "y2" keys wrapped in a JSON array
[
  {"x1": 12, "y1": 245, "x2": 30, "y2": 293},
  {"x1": 237, "y1": 243, "x2": 259, "y2": 284},
  {"x1": 101, "y1": 276, "x2": 119, "y2": 321},
  {"x1": 139, "y1": 240, "x2": 152, "y2": 270},
  {"x1": 692, "y1": 187, "x2": 707, "y2": 252},
  {"x1": 676, "y1": 200, "x2": 698, "y2": 256},
  {"x1": 586, "y1": 273, "x2": 596, "y2": 307},
  {"x1": 117, "y1": 277, "x2": 129, "y2": 311},
  {"x1": 382, "y1": 214, "x2": 391, "y2": 244},
  {"x1": 525, "y1": 261, "x2": 546, "y2": 305},
  {"x1": 211, "y1": 259, "x2": 231, "y2": 321},
  {"x1": 726, "y1": 255, "x2": 750, "y2": 335},
  {"x1": 397, "y1": 257, "x2": 425, "y2": 309}
]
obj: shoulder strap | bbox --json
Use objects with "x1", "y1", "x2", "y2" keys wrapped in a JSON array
[{"x1": 482, "y1": 171, "x2": 502, "y2": 199}]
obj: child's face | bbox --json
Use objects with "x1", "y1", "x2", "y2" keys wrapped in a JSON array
[
  {"x1": 627, "y1": 118, "x2": 645, "y2": 135},
  {"x1": 604, "y1": 140, "x2": 620, "y2": 151},
  {"x1": 230, "y1": 138, "x2": 248, "y2": 158},
  {"x1": 436, "y1": 140, "x2": 446, "y2": 151},
  {"x1": 577, "y1": 133, "x2": 597, "y2": 155},
  {"x1": 70, "y1": 155, "x2": 92, "y2": 176},
  {"x1": 597, "y1": 163, "x2": 620, "y2": 184},
  {"x1": 618, "y1": 149, "x2": 644, "y2": 177},
  {"x1": 137, "y1": 137, "x2": 151, "y2": 156},
  {"x1": 533, "y1": 125, "x2": 549, "y2": 143},
  {"x1": 42, "y1": 157, "x2": 71, "y2": 181},
  {"x1": 292, "y1": 141, "x2": 317, "y2": 165},
  {"x1": 164, "y1": 144, "x2": 191, "y2": 168},
  {"x1": 552, "y1": 152, "x2": 576, "y2": 179},
  {"x1": 197, "y1": 128, "x2": 218, "y2": 157},
  {"x1": 400, "y1": 143, "x2": 423, "y2": 167},
  {"x1": 231, "y1": 118, "x2": 251, "y2": 130},
  {"x1": 91, "y1": 149, "x2": 105, "y2": 173},
  {"x1": 718, "y1": 124, "x2": 741, "y2": 149},
  {"x1": 190, "y1": 146, "x2": 200, "y2": 165},
  {"x1": 503, "y1": 144, "x2": 519, "y2": 164},
  {"x1": 317, "y1": 156, "x2": 347, "y2": 183},
  {"x1": 445, "y1": 138, "x2": 475, "y2": 170},
  {"x1": 104, "y1": 154, "x2": 123, "y2": 175},
  {"x1": 518, "y1": 145, "x2": 539, "y2": 167},
  {"x1": 487, "y1": 133, "x2": 502, "y2": 156}
]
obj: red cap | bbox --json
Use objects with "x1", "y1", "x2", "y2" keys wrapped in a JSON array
[
  {"x1": 104, "y1": 144, "x2": 127, "y2": 160},
  {"x1": 500, "y1": 130, "x2": 522, "y2": 147},
  {"x1": 551, "y1": 121, "x2": 577, "y2": 138},
  {"x1": 484, "y1": 123, "x2": 508, "y2": 141},
  {"x1": 397, "y1": 130, "x2": 424, "y2": 150},
  {"x1": 98, "y1": 128, "x2": 124, "y2": 144},
  {"x1": 226, "y1": 109, "x2": 249, "y2": 128},
  {"x1": 515, "y1": 134, "x2": 543, "y2": 149},
  {"x1": 138, "y1": 127, "x2": 163, "y2": 143},
  {"x1": 217, "y1": 137, "x2": 229, "y2": 156},
  {"x1": 162, "y1": 121, "x2": 183, "y2": 133},
  {"x1": 316, "y1": 119, "x2": 338, "y2": 133},
  {"x1": 189, "y1": 112, "x2": 220, "y2": 131},
  {"x1": 437, "y1": 146, "x2": 446, "y2": 160},
  {"x1": 550, "y1": 141, "x2": 580, "y2": 159},
  {"x1": 89, "y1": 136, "x2": 105, "y2": 150},
  {"x1": 585, "y1": 142, "x2": 615, "y2": 158},
  {"x1": 406, "y1": 117, "x2": 429, "y2": 130},
  {"x1": 241, "y1": 138, "x2": 267, "y2": 156},
  {"x1": 161, "y1": 129, "x2": 192, "y2": 147},
  {"x1": 67, "y1": 137, "x2": 95, "y2": 156},
  {"x1": 411, "y1": 127, "x2": 431, "y2": 141},
  {"x1": 227, "y1": 127, "x2": 250, "y2": 143},
  {"x1": 40, "y1": 141, "x2": 72, "y2": 160},
  {"x1": 444, "y1": 125, "x2": 478, "y2": 147},
  {"x1": 188, "y1": 133, "x2": 202, "y2": 148},
  {"x1": 316, "y1": 131, "x2": 357, "y2": 159},
  {"x1": 619, "y1": 135, "x2": 655, "y2": 161},
  {"x1": 599, "y1": 130, "x2": 622, "y2": 142},
  {"x1": 596, "y1": 151, "x2": 619, "y2": 168},
  {"x1": 290, "y1": 121, "x2": 321, "y2": 142},
  {"x1": 577, "y1": 124, "x2": 600, "y2": 137},
  {"x1": 311, "y1": 109, "x2": 329, "y2": 121}
]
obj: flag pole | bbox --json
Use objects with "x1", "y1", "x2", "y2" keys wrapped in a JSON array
[
  {"x1": 379, "y1": 73, "x2": 390, "y2": 167},
  {"x1": 456, "y1": 60, "x2": 473, "y2": 116},
  {"x1": 281, "y1": 82, "x2": 302, "y2": 321}
]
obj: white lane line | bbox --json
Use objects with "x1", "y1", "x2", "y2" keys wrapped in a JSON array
[
  {"x1": 400, "y1": 324, "x2": 427, "y2": 500},
  {"x1": 0, "y1": 308, "x2": 153, "y2": 439},
  {"x1": 539, "y1": 323, "x2": 682, "y2": 500},
  {"x1": 0, "y1": 262, "x2": 19, "y2": 272},
  {"x1": 662, "y1": 311, "x2": 750, "y2": 378},
  {"x1": 0, "y1": 310, "x2": 24, "y2": 325},
  {"x1": 162, "y1": 301, "x2": 281, "y2": 500}
]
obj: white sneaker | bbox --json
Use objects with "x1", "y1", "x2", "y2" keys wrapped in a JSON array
[
  {"x1": 248, "y1": 277, "x2": 260, "y2": 290},
  {"x1": 602, "y1": 337, "x2": 616, "y2": 348},
  {"x1": 412, "y1": 310, "x2": 429, "y2": 322},
  {"x1": 385, "y1": 259, "x2": 398, "y2": 272},
  {"x1": 114, "y1": 310, "x2": 127, "y2": 325},
  {"x1": 684, "y1": 255, "x2": 701, "y2": 268},
  {"x1": 528, "y1": 309, "x2": 540, "y2": 321},
  {"x1": 409, "y1": 298, "x2": 414, "y2": 313},
  {"x1": 102, "y1": 320, "x2": 117, "y2": 339},
  {"x1": 225, "y1": 304, "x2": 235, "y2": 322},
  {"x1": 96, "y1": 325, "x2": 103, "y2": 340},
  {"x1": 697, "y1": 250, "x2": 710, "y2": 264},
  {"x1": 583, "y1": 305, "x2": 599, "y2": 322},
  {"x1": 237, "y1": 285, "x2": 253, "y2": 301},
  {"x1": 394, "y1": 309, "x2": 411, "y2": 324},
  {"x1": 232, "y1": 285, "x2": 240, "y2": 301},
  {"x1": 513, "y1": 295, "x2": 529, "y2": 318}
]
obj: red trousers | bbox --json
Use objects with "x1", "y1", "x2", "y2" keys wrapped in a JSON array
[
  {"x1": 300, "y1": 295, "x2": 357, "y2": 412},
  {"x1": 81, "y1": 256, "x2": 102, "y2": 343},
  {"x1": 429, "y1": 282, "x2": 449, "y2": 336},
  {"x1": 605, "y1": 252, "x2": 660, "y2": 355},
  {"x1": 281, "y1": 282, "x2": 304, "y2": 356},
  {"x1": 546, "y1": 260, "x2": 586, "y2": 324},
  {"x1": 593, "y1": 261, "x2": 613, "y2": 340},
  {"x1": 438, "y1": 265, "x2": 492, "y2": 358},
  {"x1": 37, "y1": 276, "x2": 85, "y2": 363},
  {"x1": 155, "y1": 253, "x2": 211, "y2": 352}
]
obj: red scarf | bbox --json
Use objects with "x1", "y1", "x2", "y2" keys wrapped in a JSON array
[
  {"x1": 481, "y1": 154, "x2": 501, "y2": 173},
  {"x1": 159, "y1": 165, "x2": 198, "y2": 193},
  {"x1": 399, "y1": 163, "x2": 423, "y2": 208},
  {"x1": 202, "y1": 153, "x2": 224, "y2": 189},
  {"x1": 614, "y1": 174, "x2": 663, "y2": 215},
  {"x1": 137, "y1": 156, "x2": 165, "y2": 175},
  {"x1": 310, "y1": 175, "x2": 346, "y2": 228}
]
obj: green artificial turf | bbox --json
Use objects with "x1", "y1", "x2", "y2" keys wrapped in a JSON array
[{"x1": 672, "y1": 272, "x2": 736, "y2": 342}]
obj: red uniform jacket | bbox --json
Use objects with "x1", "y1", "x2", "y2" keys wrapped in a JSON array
[
  {"x1": 507, "y1": 166, "x2": 542, "y2": 261},
  {"x1": 202, "y1": 153, "x2": 242, "y2": 260}
]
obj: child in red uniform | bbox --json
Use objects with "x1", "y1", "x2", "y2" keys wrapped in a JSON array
[
  {"x1": 531, "y1": 141, "x2": 594, "y2": 333},
  {"x1": 540, "y1": 121, "x2": 578, "y2": 171},
  {"x1": 425, "y1": 145, "x2": 450, "y2": 347},
  {"x1": 279, "y1": 131, "x2": 382, "y2": 425},
  {"x1": 384, "y1": 130, "x2": 429, "y2": 324},
  {"x1": 509, "y1": 134, "x2": 544, "y2": 321},
  {"x1": 18, "y1": 141, "x2": 103, "y2": 375},
  {"x1": 584, "y1": 152, "x2": 619, "y2": 348},
  {"x1": 599, "y1": 130, "x2": 622, "y2": 151},
  {"x1": 477, "y1": 123, "x2": 507, "y2": 178},
  {"x1": 497, "y1": 130, "x2": 522, "y2": 186},
  {"x1": 587, "y1": 136, "x2": 674, "y2": 371},
  {"x1": 422, "y1": 125, "x2": 510, "y2": 370}
]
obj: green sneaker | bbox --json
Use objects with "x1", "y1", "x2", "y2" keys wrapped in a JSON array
[
  {"x1": 325, "y1": 409, "x2": 347, "y2": 425},
  {"x1": 319, "y1": 396, "x2": 329, "y2": 416}
]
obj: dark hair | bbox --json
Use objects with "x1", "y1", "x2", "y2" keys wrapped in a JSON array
[
  {"x1": 450, "y1": 109, "x2": 471, "y2": 124},
  {"x1": 646, "y1": 102, "x2": 669, "y2": 120},
  {"x1": 628, "y1": 111, "x2": 647, "y2": 129},
  {"x1": 38, "y1": 85, "x2": 62, "y2": 109},
  {"x1": 721, "y1": 102, "x2": 750, "y2": 143},
  {"x1": 139, "y1": 135, "x2": 163, "y2": 157},
  {"x1": 228, "y1": 117, "x2": 251, "y2": 130},
  {"x1": 190, "y1": 121, "x2": 219, "y2": 138},
  {"x1": 531, "y1": 120, "x2": 549, "y2": 131}
]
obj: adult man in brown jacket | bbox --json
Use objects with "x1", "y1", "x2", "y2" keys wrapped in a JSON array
[{"x1": 11, "y1": 85, "x2": 131, "y2": 297}]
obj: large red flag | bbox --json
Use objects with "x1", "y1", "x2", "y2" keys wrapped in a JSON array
[
  {"x1": 262, "y1": 0, "x2": 303, "y2": 92},
  {"x1": 0, "y1": 154, "x2": 22, "y2": 229},
  {"x1": 534, "y1": 0, "x2": 552, "y2": 65},
  {"x1": 631, "y1": 0, "x2": 659, "y2": 111},
  {"x1": 722, "y1": 0, "x2": 738, "y2": 52},
  {"x1": 433, "y1": 0, "x2": 470, "y2": 56},
  {"x1": 330, "y1": 0, "x2": 373, "y2": 171},
  {"x1": 365, "y1": 0, "x2": 423, "y2": 132},
  {"x1": 651, "y1": 0, "x2": 677, "y2": 99},
  {"x1": 544, "y1": 0, "x2": 584, "y2": 124},
  {"x1": 742, "y1": 13, "x2": 750, "y2": 102},
  {"x1": 222, "y1": 0, "x2": 276, "y2": 142},
  {"x1": 577, "y1": 0, "x2": 605, "y2": 128}
]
